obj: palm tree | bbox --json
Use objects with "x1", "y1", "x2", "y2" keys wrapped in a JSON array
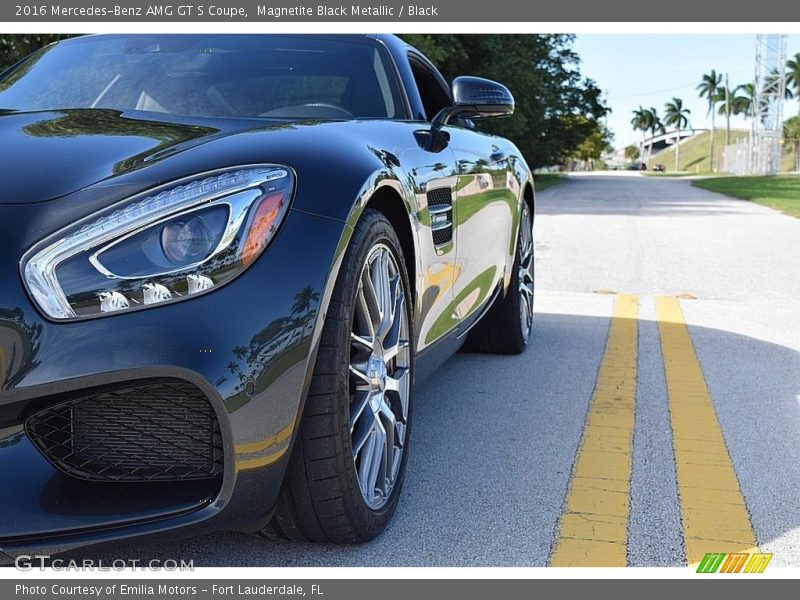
[
  {"x1": 788, "y1": 53, "x2": 800, "y2": 114},
  {"x1": 664, "y1": 98, "x2": 691, "y2": 172},
  {"x1": 646, "y1": 107, "x2": 664, "y2": 162},
  {"x1": 732, "y1": 83, "x2": 755, "y2": 119},
  {"x1": 764, "y1": 68, "x2": 794, "y2": 102},
  {"x1": 630, "y1": 106, "x2": 650, "y2": 160},
  {"x1": 698, "y1": 70, "x2": 723, "y2": 171},
  {"x1": 732, "y1": 77, "x2": 792, "y2": 129},
  {"x1": 716, "y1": 85, "x2": 736, "y2": 144}
]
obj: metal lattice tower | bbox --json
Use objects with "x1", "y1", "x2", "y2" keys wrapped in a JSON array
[{"x1": 750, "y1": 34, "x2": 788, "y2": 174}]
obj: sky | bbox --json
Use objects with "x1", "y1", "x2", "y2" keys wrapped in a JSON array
[{"x1": 572, "y1": 34, "x2": 800, "y2": 149}]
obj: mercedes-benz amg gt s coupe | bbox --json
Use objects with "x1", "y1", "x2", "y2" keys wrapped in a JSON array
[{"x1": 0, "y1": 33, "x2": 535, "y2": 557}]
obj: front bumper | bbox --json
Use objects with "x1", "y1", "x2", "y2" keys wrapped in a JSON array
[{"x1": 0, "y1": 204, "x2": 346, "y2": 555}]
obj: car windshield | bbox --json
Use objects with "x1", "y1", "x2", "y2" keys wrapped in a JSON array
[{"x1": 0, "y1": 35, "x2": 403, "y2": 120}]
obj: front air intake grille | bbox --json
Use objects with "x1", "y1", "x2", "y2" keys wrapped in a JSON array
[{"x1": 26, "y1": 380, "x2": 223, "y2": 482}]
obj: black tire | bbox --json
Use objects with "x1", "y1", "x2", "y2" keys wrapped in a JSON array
[
  {"x1": 462, "y1": 201, "x2": 534, "y2": 355},
  {"x1": 263, "y1": 209, "x2": 414, "y2": 543}
]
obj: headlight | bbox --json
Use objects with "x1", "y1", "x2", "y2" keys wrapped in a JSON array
[{"x1": 23, "y1": 165, "x2": 294, "y2": 320}]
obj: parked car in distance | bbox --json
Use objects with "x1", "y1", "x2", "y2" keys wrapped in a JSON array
[
  {"x1": 653, "y1": 163, "x2": 666, "y2": 172},
  {"x1": 0, "y1": 33, "x2": 535, "y2": 557}
]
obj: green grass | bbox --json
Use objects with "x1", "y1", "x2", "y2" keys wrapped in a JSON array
[
  {"x1": 534, "y1": 173, "x2": 565, "y2": 191},
  {"x1": 647, "y1": 130, "x2": 748, "y2": 173},
  {"x1": 691, "y1": 175, "x2": 800, "y2": 218},
  {"x1": 646, "y1": 131, "x2": 798, "y2": 174}
]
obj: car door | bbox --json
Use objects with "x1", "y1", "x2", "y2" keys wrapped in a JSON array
[
  {"x1": 447, "y1": 126, "x2": 517, "y2": 327},
  {"x1": 398, "y1": 134, "x2": 460, "y2": 353},
  {"x1": 407, "y1": 53, "x2": 516, "y2": 331},
  {"x1": 400, "y1": 55, "x2": 462, "y2": 351}
]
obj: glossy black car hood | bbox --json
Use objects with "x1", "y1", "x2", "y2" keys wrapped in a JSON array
[{"x1": 0, "y1": 109, "x2": 276, "y2": 205}]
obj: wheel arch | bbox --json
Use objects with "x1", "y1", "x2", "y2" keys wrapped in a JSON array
[
  {"x1": 270, "y1": 187, "x2": 418, "y2": 541},
  {"x1": 362, "y1": 186, "x2": 417, "y2": 305},
  {"x1": 524, "y1": 180, "x2": 535, "y2": 215},
  {"x1": 500, "y1": 178, "x2": 535, "y2": 299},
  {"x1": 296, "y1": 178, "x2": 419, "y2": 442}
]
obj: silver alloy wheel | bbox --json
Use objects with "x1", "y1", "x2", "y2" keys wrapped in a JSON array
[
  {"x1": 518, "y1": 203, "x2": 534, "y2": 342},
  {"x1": 348, "y1": 243, "x2": 411, "y2": 510}
]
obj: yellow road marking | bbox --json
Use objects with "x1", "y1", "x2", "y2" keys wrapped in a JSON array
[
  {"x1": 655, "y1": 297, "x2": 758, "y2": 565},
  {"x1": 550, "y1": 294, "x2": 638, "y2": 566}
]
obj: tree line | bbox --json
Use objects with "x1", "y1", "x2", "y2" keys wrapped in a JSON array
[
  {"x1": 402, "y1": 35, "x2": 610, "y2": 169},
  {"x1": 628, "y1": 54, "x2": 800, "y2": 172}
]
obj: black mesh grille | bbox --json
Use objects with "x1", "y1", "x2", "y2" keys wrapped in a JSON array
[
  {"x1": 427, "y1": 188, "x2": 453, "y2": 245},
  {"x1": 432, "y1": 225, "x2": 453, "y2": 246},
  {"x1": 26, "y1": 381, "x2": 223, "y2": 482},
  {"x1": 427, "y1": 187, "x2": 452, "y2": 207}
]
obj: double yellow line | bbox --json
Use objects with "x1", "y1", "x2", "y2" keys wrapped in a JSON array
[
  {"x1": 550, "y1": 294, "x2": 638, "y2": 566},
  {"x1": 550, "y1": 294, "x2": 757, "y2": 567},
  {"x1": 656, "y1": 297, "x2": 758, "y2": 563}
]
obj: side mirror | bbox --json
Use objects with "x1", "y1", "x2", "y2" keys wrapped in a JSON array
[{"x1": 432, "y1": 76, "x2": 515, "y2": 129}]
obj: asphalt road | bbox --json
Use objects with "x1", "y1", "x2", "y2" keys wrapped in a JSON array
[{"x1": 75, "y1": 172, "x2": 800, "y2": 567}]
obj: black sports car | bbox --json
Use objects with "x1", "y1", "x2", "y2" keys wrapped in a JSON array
[{"x1": 0, "y1": 34, "x2": 534, "y2": 557}]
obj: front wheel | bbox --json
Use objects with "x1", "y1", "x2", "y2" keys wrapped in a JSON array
[
  {"x1": 462, "y1": 201, "x2": 534, "y2": 354},
  {"x1": 264, "y1": 209, "x2": 413, "y2": 543}
]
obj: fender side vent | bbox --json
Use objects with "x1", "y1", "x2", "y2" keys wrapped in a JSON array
[{"x1": 427, "y1": 188, "x2": 453, "y2": 245}]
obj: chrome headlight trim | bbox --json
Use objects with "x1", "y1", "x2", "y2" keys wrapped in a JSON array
[{"x1": 22, "y1": 165, "x2": 293, "y2": 321}]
